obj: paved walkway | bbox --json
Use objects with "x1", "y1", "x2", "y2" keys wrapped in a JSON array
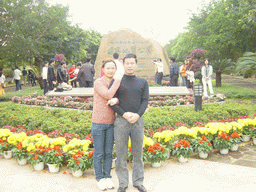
[{"x1": 1, "y1": 141, "x2": 256, "y2": 192}]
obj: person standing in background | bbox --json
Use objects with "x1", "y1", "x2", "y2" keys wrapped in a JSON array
[
  {"x1": 22, "y1": 67, "x2": 27, "y2": 85},
  {"x1": 179, "y1": 60, "x2": 187, "y2": 86},
  {"x1": 0, "y1": 71, "x2": 5, "y2": 95},
  {"x1": 201, "y1": 58, "x2": 214, "y2": 97},
  {"x1": 113, "y1": 53, "x2": 124, "y2": 80},
  {"x1": 57, "y1": 61, "x2": 67, "y2": 84},
  {"x1": 68, "y1": 62, "x2": 77, "y2": 87},
  {"x1": 186, "y1": 57, "x2": 195, "y2": 89},
  {"x1": 47, "y1": 58, "x2": 56, "y2": 91},
  {"x1": 42, "y1": 61, "x2": 48, "y2": 95},
  {"x1": 169, "y1": 56, "x2": 179, "y2": 86},
  {"x1": 82, "y1": 58, "x2": 95, "y2": 87},
  {"x1": 153, "y1": 58, "x2": 164, "y2": 85},
  {"x1": 13, "y1": 66, "x2": 22, "y2": 91}
]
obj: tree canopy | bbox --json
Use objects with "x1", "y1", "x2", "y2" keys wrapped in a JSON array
[
  {"x1": 0, "y1": 0, "x2": 102, "y2": 68},
  {"x1": 165, "y1": 0, "x2": 256, "y2": 62}
]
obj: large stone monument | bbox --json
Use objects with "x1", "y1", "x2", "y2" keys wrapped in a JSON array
[{"x1": 95, "y1": 29, "x2": 170, "y2": 77}]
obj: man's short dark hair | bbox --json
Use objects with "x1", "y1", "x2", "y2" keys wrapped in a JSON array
[
  {"x1": 60, "y1": 61, "x2": 65, "y2": 65},
  {"x1": 170, "y1": 56, "x2": 176, "y2": 62},
  {"x1": 42, "y1": 61, "x2": 48, "y2": 67},
  {"x1": 123, "y1": 53, "x2": 137, "y2": 63},
  {"x1": 113, "y1": 53, "x2": 119, "y2": 59},
  {"x1": 86, "y1": 58, "x2": 91, "y2": 63},
  {"x1": 15, "y1": 66, "x2": 18, "y2": 69},
  {"x1": 49, "y1": 58, "x2": 55, "y2": 64},
  {"x1": 77, "y1": 62, "x2": 82, "y2": 67}
]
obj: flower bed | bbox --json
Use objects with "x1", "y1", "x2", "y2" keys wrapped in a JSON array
[
  {"x1": 11, "y1": 90, "x2": 226, "y2": 110},
  {"x1": 1, "y1": 114, "x2": 256, "y2": 174}
]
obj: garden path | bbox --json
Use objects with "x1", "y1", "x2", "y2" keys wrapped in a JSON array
[{"x1": 1, "y1": 144, "x2": 256, "y2": 192}]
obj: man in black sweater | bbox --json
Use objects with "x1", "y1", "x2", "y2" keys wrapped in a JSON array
[{"x1": 111, "y1": 54, "x2": 149, "y2": 192}]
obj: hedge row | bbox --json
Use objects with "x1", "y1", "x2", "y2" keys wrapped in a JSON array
[{"x1": 1, "y1": 101, "x2": 256, "y2": 137}]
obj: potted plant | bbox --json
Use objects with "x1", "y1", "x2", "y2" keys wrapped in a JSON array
[
  {"x1": 172, "y1": 139, "x2": 193, "y2": 163},
  {"x1": 250, "y1": 127, "x2": 256, "y2": 145},
  {"x1": 28, "y1": 145, "x2": 46, "y2": 171},
  {"x1": 145, "y1": 142, "x2": 169, "y2": 167},
  {"x1": 12, "y1": 142, "x2": 29, "y2": 165},
  {"x1": 238, "y1": 118, "x2": 255, "y2": 141},
  {"x1": 67, "y1": 150, "x2": 89, "y2": 177},
  {"x1": 230, "y1": 132, "x2": 242, "y2": 151},
  {"x1": 193, "y1": 136, "x2": 213, "y2": 159},
  {"x1": 0, "y1": 138, "x2": 14, "y2": 159},
  {"x1": 43, "y1": 145, "x2": 64, "y2": 173},
  {"x1": 214, "y1": 132, "x2": 233, "y2": 154}
]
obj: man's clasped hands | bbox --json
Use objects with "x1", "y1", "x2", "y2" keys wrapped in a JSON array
[{"x1": 107, "y1": 98, "x2": 140, "y2": 124}]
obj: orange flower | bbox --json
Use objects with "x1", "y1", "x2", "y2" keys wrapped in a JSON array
[
  {"x1": 207, "y1": 142, "x2": 212, "y2": 146},
  {"x1": 153, "y1": 150, "x2": 156, "y2": 155},
  {"x1": 129, "y1": 147, "x2": 132, "y2": 152},
  {"x1": 39, "y1": 146, "x2": 43, "y2": 149},
  {"x1": 199, "y1": 140, "x2": 204, "y2": 144},
  {"x1": 33, "y1": 155, "x2": 38, "y2": 160},
  {"x1": 201, "y1": 136, "x2": 207, "y2": 141},
  {"x1": 88, "y1": 152, "x2": 93, "y2": 158},
  {"x1": 30, "y1": 151, "x2": 34, "y2": 154},
  {"x1": 77, "y1": 150, "x2": 83, "y2": 155},
  {"x1": 17, "y1": 142, "x2": 23, "y2": 149},
  {"x1": 76, "y1": 160, "x2": 80, "y2": 165},
  {"x1": 72, "y1": 154, "x2": 77, "y2": 160}
]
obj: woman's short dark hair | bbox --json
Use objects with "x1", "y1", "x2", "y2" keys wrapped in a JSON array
[
  {"x1": 60, "y1": 61, "x2": 65, "y2": 65},
  {"x1": 101, "y1": 58, "x2": 117, "y2": 69},
  {"x1": 123, "y1": 53, "x2": 137, "y2": 63}
]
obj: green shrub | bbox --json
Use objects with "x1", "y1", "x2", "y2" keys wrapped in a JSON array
[
  {"x1": 0, "y1": 102, "x2": 92, "y2": 138},
  {"x1": 213, "y1": 83, "x2": 256, "y2": 99}
]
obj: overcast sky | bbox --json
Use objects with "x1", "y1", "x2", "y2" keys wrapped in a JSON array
[{"x1": 47, "y1": 0, "x2": 211, "y2": 46}]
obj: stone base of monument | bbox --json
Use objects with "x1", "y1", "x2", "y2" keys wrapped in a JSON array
[{"x1": 47, "y1": 86, "x2": 192, "y2": 99}]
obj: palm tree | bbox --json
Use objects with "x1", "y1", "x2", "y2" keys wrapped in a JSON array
[
  {"x1": 211, "y1": 58, "x2": 235, "y2": 87},
  {"x1": 236, "y1": 52, "x2": 256, "y2": 78}
]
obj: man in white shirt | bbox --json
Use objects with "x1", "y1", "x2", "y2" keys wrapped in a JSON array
[
  {"x1": 113, "y1": 53, "x2": 124, "y2": 80},
  {"x1": 13, "y1": 66, "x2": 22, "y2": 91},
  {"x1": 42, "y1": 61, "x2": 48, "y2": 95},
  {"x1": 154, "y1": 58, "x2": 164, "y2": 85}
]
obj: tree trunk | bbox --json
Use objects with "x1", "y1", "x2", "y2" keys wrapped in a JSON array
[{"x1": 215, "y1": 71, "x2": 222, "y2": 87}]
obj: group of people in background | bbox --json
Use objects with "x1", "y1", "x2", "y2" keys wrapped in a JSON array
[
  {"x1": 154, "y1": 56, "x2": 214, "y2": 97},
  {"x1": 40, "y1": 58, "x2": 95, "y2": 95}
]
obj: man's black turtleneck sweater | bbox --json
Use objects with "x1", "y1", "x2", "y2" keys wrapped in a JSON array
[{"x1": 111, "y1": 74, "x2": 149, "y2": 117}]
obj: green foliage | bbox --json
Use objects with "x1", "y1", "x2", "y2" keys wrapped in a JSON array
[
  {"x1": 0, "y1": 0, "x2": 102, "y2": 68},
  {"x1": 144, "y1": 100, "x2": 255, "y2": 132},
  {"x1": 192, "y1": 137, "x2": 213, "y2": 154},
  {"x1": 236, "y1": 52, "x2": 256, "y2": 77},
  {"x1": 213, "y1": 83, "x2": 256, "y2": 99},
  {"x1": 12, "y1": 147, "x2": 29, "y2": 161},
  {"x1": 0, "y1": 102, "x2": 92, "y2": 138}
]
